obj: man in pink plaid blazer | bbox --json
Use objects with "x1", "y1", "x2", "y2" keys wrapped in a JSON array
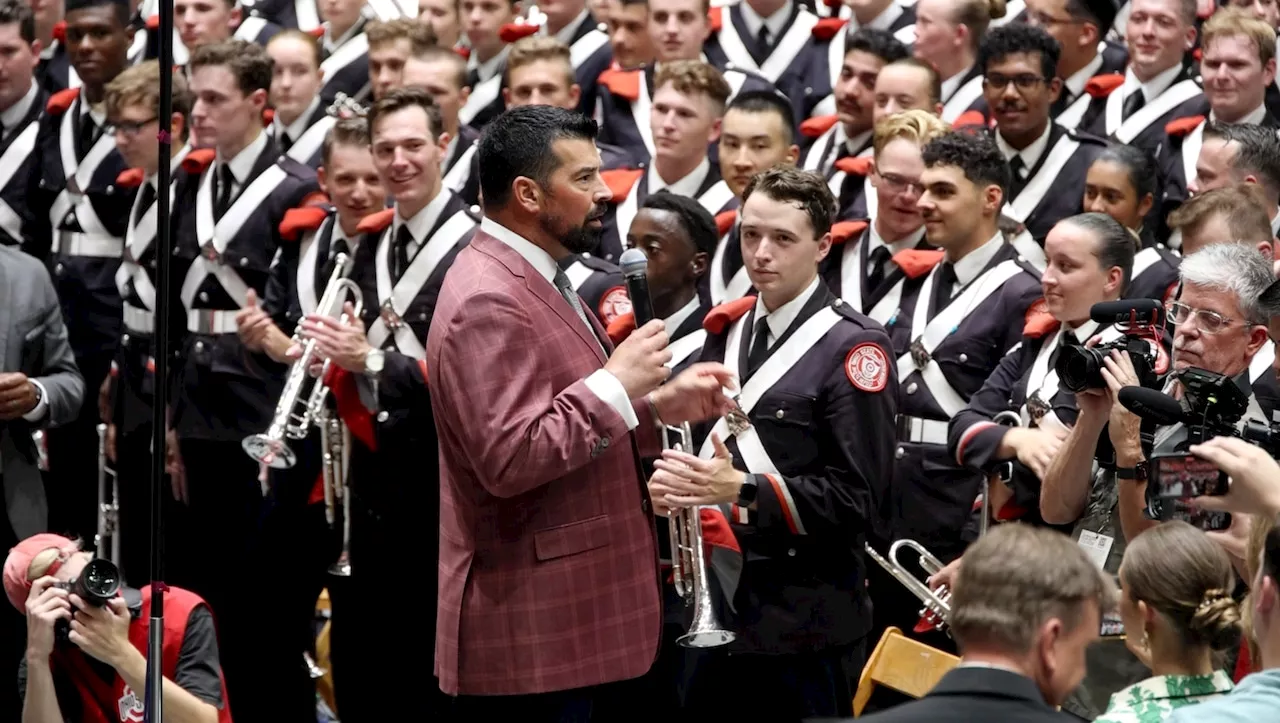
[{"x1": 427, "y1": 106, "x2": 736, "y2": 720}]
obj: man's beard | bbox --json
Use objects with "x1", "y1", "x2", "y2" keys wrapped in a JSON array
[{"x1": 539, "y1": 208, "x2": 605, "y2": 254}]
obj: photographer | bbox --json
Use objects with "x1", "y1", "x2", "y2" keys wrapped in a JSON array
[
  {"x1": 949, "y1": 213, "x2": 1140, "y2": 530},
  {"x1": 4, "y1": 534, "x2": 228, "y2": 723}
]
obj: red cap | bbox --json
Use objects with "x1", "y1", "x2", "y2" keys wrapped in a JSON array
[{"x1": 4, "y1": 534, "x2": 78, "y2": 612}]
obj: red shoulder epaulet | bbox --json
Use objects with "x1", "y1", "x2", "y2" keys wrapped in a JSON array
[
  {"x1": 1192, "y1": 48, "x2": 1202, "y2": 63},
  {"x1": 606, "y1": 311, "x2": 637, "y2": 345},
  {"x1": 834, "y1": 156, "x2": 872, "y2": 177},
  {"x1": 52, "y1": 21, "x2": 66, "y2": 44},
  {"x1": 708, "y1": 7, "x2": 723, "y2": 32},
  {"x1": 715, "y1": 210, "x2": 738, "y2": 238},
  {"x1": 1022, "y1": 299, "x2": 1058, "y2": 338},
  {"x1": 454, "y1": 46, "x2": 471, "y2": 60},
  {"x1": 300, "y1": 191, "x2": 330, "y2": 208},
  {"x1": 182, "y1": 148, "x2": 217, "y2": 174},
  {"x1": 499, "y1": 22, "x2": 539, "y2": 43},
  {"x1": 307, "y1": 26, "x2": 326, "y2": 39},
  {"x1": 46, "y1": 88, "x2": 79, "y2": 115},
  {"x1": 279, "y1": 207, "x2": 332, "y2": 241},
  {"x1": 263, "y1": 108, "x2": 276, "y2": 126},
  {"x1": 601, "y1": 168, "x2": 644, "y2": 203},
  {"x1": 145, "y1": 14, "x2": 160, "y2": 31},
  {"x1": 597, "y1": 68, "x2": 641, "y2": 101},
  {"x1": 116, "y1": 168, "x2": 145, "y2": 188},
  {"x1": 800, "y1": 114, "x2": 838, "y2": 139},
  {"x1": 831, "y1": 220, "x2": 868, "y2": 245},
  {"x1": 811, "y1": 18, "x2": 847, "y2": 41},
  {"x1": 823, "y1": 0, "x2": 843, "y2": 8},
  {"x1": 356, "y1": 208, "x2": 396, "y2": 236},
  {"x1": 953, "y1": 109, "x2": 988, "y2": 131},
  {"x1": 324, "y1": 367, "x2": 377, "y2": 450},
  {"x1": 1166, "y1": 115, "x2": 1205, "y2": 137},
  {"x1": 703, "y1": 296, "x2": 756, "y2": 334},
  {"x1": 1084, "y1": 73, "x2": 1124, "y2": 99},
  {"x1": 892, "y1": 249, "x2": 945, "y2": 279}
]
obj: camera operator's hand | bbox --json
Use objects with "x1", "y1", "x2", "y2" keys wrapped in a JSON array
[
  {"x1": 69, "y1": 595, "x2": 133, "y2": 668},
  {"x1": 1007, "y1": 426, "x2": 1069, "y2": 479},
  {"x1": 1101, "y1": 350, "x2": 1144, "y2": 465},
  {"x1": 1205, "y1": 512, "x2": 1253, "y2": 580},
  {"x1": 24, "y1": 577, "x2": 70, "y2": 660},
  {"x1": 1188, "y1": 436, "x2": 1280, "y2": 517}
]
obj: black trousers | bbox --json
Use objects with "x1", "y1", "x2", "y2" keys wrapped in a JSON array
[
  {"x1": 44, "y1": 411, "x2": 101, "y2": 545},
  {"x1": 682, "y1": 640, "x2": 867, "y2": 722},
  {"x1": 449, "y1": 675, "x2": 656, "y2": 722}
]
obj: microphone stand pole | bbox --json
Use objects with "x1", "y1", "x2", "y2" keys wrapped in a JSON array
[{"x1": 146, "y1": 1, "x2": 175, "y2": 719}]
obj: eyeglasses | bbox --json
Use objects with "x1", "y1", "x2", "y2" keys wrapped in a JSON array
[
  {"x1": 112, "y1": 117, "x2": 157, "y2": 137},
  {"x1": 983, "y1": 74, "x2": 1048, "y2": 92},
  {"x1": 1165, "y1": 301, "x2": 1249, "y2": 334},
  {"x1": 876, "y1": 171, "x2": 924, "y2": 196}
]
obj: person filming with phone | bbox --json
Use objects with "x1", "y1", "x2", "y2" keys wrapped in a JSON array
[{"x1": 6, "y1": 533, "x2": 230, "y2": 723}]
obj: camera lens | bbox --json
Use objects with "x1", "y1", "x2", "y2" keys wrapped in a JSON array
[
  {"x1": 1057, "y1": 345, "x2": 1104, "y2": 393},
  {"x1": 75, "y1": 558, "x2": 121, "y2": 606}
]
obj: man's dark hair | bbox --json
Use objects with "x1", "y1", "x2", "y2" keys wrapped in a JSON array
[
  {"x1": 741, "y1": 167, "x2": 837, "y2": 238},
  {"x1": 1094, "y1": 144, "x2": 1160, "y2": 205},
  {"x1": 189, "y1": 40, "x2": 274, "y2": 95},
  {"x1": 1061, "y1": 212, "x2": 1136, "y2": 289},
  {"x1": 0, "y1": 0, "x2": 35, "y2": 44},
  {"x1": 725, "y1": 90, "x2": 796, "y2": 146},
  {"x1": 368, "y1": 86, "x2": 444, "y2": 142},
  {"x1": 322, "y1": 118, "x2": 372, "y2": 168},
  {"x1": 922, "y1": 131, "x2": 1011, "y2": 201},
  {"x1": 65, "y1": 0, "x2": 130, "y2": 26},
  {"x1": 847, "y1": 27, "x2": 909, "y2": 64},
  {"x1": 977, "y1": 23, "x2": 1061, "y2": 80},
  {"x1": 642, "y1": 191, "x2": 719, "y2": 259},
  {"x1": 1205, "y1": 121, "x2": 1280, "y2": 203},
  {"x1": 478, "y1": 105, "x2": 599, "y2": 209}
]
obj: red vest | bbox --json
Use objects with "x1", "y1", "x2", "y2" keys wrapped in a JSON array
[{"x1": 53, "y1": 586, "x2": 233, "y2": 723}]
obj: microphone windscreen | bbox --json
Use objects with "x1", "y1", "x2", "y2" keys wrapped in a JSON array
[
  {"x1": 1090, "y1": 299, "x2": 1162, "y2": 325},
  {"x1": 620, "y1": 248, "x2": 647, "y2": 277},
  {"x1": 1118, "y1": 386, "x2": 1183, "y2": 426}
]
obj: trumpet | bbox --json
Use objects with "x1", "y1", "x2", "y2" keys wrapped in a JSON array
[
  {"x1": 319, "y1": 406, "x2": 352, "y2": 578},
  {"x1": 95, "y1": 423, "x2": 121, "y2": 566},
  {"x1": 664, "y1": 424, "x2": 735, "y2": 649},
  {"x1": 865, "y1": 539, "x2": 951, "y2": 633},
  {"x1": 242, "y1": 253, "x2": 364, "y2": 468},
  {"x1": 303, "y1": 651, "x2": 326, "y2": 679}
]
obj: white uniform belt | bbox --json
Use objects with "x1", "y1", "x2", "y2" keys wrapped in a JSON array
[
  {"x1": 896, "y1": 415, "x2": 949, "y2": 445},
  {"x1": 186, "y1": 309, "x2": 239, "y2": 335},
  {"x1": 53, "y1": 231, "x2": 123, "y2": 258},
  {"x1": 122, "y1": 305, "x2": 155, "y2": 333}
]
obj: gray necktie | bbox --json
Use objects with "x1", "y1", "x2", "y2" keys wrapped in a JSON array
[{"x1": 553, "y1": 267, "x2": 604, "y2": 351}]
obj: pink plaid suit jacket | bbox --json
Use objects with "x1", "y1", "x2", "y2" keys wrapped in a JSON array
[{"x1": 427, "y1": 229, "x2": 663, "y2": 696}]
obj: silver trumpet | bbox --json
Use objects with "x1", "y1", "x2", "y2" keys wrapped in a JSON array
[
  {"x1": 303, "y1": 651, "x2": 326, "y2": 679},
  {"x1": 95, "y1": 423, "x2": 121, "y2": 566},
  {"x1": 242, "y1": 254, "x2": 364, "y2": 468},
  {"x1": 664, "y1": 424, "x2": 735, "y2": 648},
  {"x1": 320, "y1": 407, "x2": 352, "y2": 578},
  {"x1": 864, "y1": 539, "x2": 952, "y2": 632}
]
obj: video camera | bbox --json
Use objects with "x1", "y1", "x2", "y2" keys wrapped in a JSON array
[
  {"x1": 1056, "y1": 299, "x2": 1164, "y2": 393},
  {"x1": 52, "y1": 557, "x2": 122, "y2": 644}
]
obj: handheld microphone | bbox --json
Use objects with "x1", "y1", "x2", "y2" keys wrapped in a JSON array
[
  {"x1": 1090, "y1": 299, "x2": 1163, "y2": 326},
  {"x1": 1118, "y1": 387, "x2": 1184, "y2": 426},
  {"x1": 619, "y1": 248, "x2": 655, "y2": 326}
]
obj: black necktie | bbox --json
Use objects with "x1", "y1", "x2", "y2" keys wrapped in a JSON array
[
  {"x1": 325, "y1": 237, "x2": 352, "y2": 279},
  {"x1": 930, "y1": 262, "x2": 957, "y2": 319},
  {"x1": 746, "y1": 317, "x2": 770, "y2": 378},
  {"x1": 393, "y1": 225, "x2": 413, "y2": 280},
  {"x1": 466, "y1": 68, "x2": 481, "y2": 89},
  {"x1": 1008, "y1": 156, "x2": 1027, "y2": 200},
  {"x1": 215, "y1": 165, "x2": 235, "y2": 220},
  {"x1": 756, "y1": 24, "x2": 772, "y2": 55},
  {"x1": 77, "y1": 113, "x2": 97, "y2": 158},
  {"x1": 279, "y1": 129, "x2": 294, "y2": 154},
  {"x1": 1047, "y1": 330, "x2": 1082, "y2": 371},
  {"x1": 134, "y1": 183, "x2": 156, "y2": 226},
  {"x1": 866, "y1": 245, "x2": 893, "y2": 293},
  {"x1": 1122, "y1": 90, "x2": 1145, "y2": 121}
]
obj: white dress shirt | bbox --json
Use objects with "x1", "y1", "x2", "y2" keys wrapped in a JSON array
[
  {"x1": 663, "y1": 295, "x2": 701, "y2": 334},
  {"x1": 396, "y1": 188, "x2": 451, "y2": 259},
  {"x1": 950, "y1": 232, "x2": 1004, "y2": 291},
  {"x1": 1120, "y1": 63, "x2": 1182, "y2": 109},
  {"x1": 751, "y1": 276, "x2": 821, "y2": 349},
  {"x1": 995, "y1": 124, "x2": 1052, "y2": 179},
  {"x1": 648, "y1": 157, "x2": 710, "y2": 198},
  {"x1": 941, "y1": 66, "x2": 974, "y2": 103},
  {"x1": 0, "y1": 82, "x2": 38, "y2": 140},
  {"x1": 216, "y1": 129, "x2": 270, "y2": 198},
  {"x1": 274, "y1": 96, "x2": 321, "y2": 148},
  {"x1": 740, "y1": 0, "x2": 795, "y2": 44},
  {"x1": 1062, "y1": 53, "x2": 1104, "y2": 102},
  {"x1": 467, "y1": 45, "x2": 510, "y2": 82},
  {"x1": 481, "y1": 217, "x2": 640, "y2": 429}
]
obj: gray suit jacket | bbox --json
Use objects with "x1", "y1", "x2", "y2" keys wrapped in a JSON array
[{"x1": 0, "y1": 245, "x2": 82, "y2": 539}]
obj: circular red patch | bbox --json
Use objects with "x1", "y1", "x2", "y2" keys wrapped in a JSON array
[
  {"x1": 846, "y1": 342, "x2": 889, "y2": 392},
  {"x1": 598, "y1": 286, "x2": 632, "y2": 324}
]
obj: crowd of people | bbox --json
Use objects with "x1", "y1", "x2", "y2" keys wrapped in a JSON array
[{"x1": 3, "y1": 0, "x2": 1280, "y2": 720}]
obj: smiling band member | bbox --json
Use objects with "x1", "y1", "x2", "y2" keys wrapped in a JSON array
[{"x1": 651, "y1": 166, "x2": 898, "y2": 722}]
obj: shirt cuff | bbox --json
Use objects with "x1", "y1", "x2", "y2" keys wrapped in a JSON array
[
  {"x1": 21, "y1": 380, "x2": 49, "y2": 423},
  {"x1": 584, "y1": 369, "x2": 639, "y2": 431}
]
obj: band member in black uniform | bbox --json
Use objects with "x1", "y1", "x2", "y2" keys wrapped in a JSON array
[
  {"x1": 820, "y1": 109, "x2": 947, "y2": 326},
  {"x1": 979, "y1": 24, "x2": 1107, "y2": 260},
  {"x1": 419, "y1": 0, "x2": 463, "y2": 49},
  {"x1": 1184, "y1": 122, "x2": 1280, "y2": 234},
  {"x1": 367, "y1": 18, "x2": 433, "y2": 103},
  {"x1": 911, "y1": 0, "x2": 1002, "y2": 124},
  {"x1": 168, "y1": 39, "x2": 322, "y2": 723},
  {"x1": 101, "y1": 61, "x2": 192, "y2": 587},
  {"x1": 598, "y1": 60, "x2": 738, "y2": 264},
  {"x1": 876, "y1": 131, "x2": 1041, "y2": 646},
  {"x1": 530, "y1": 0, "x2": 613, "y2": 116},
  {"x1": 300, "y1": 88, "x2": 477, "y2": 721},
  {"x1": 267, "y1": 30, "x2": 336, "y2": 170},
  {"x1": 650, "y1": 166, "x2": 897, "y2": 722},
  {"x1": 0, "y1": 1, "x2": 46, "y2": 248},
  {"x1": 605, "y1": 0, "x2": 654, "y2": 71},
  {"x1": 402, "y1": 43, "x2": 482, "y2": 205},
  {"x1": 25, "y1": 0, "x2": 134, "y2": 546},
  {"x1": 458, "y1": 0, "x2": 519, "y2": 130},
  {"x1": 235, "y1": 117, "x2": 384, "y2": 723},
  {"x1": 1168, "y1": 185, "x2": 1277, "y2": 258},
  {"x1": 710, "y1": 89, "x2": 800, "y2": 304},
  {"x1": 949, "y1": 213, "x2": 1138, "y2": 532},
  {"x1": 1029, "y1": 0, "x2": 1126, "y2": 126},
  {"x1": 873, "y1": 58, "x2": 944, "y2": 120},
  {"x1": 316, "y1": 0, "x2": 374, "y2": 103}
]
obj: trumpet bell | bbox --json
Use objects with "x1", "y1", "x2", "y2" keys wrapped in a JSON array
[
  {"x1": 242, "y1": 434, "x2": 297, "y2": 469},
  {"x1": 678, "y1": 629, "x2": 735, "y2": 648},
  {"x1": 328, "y1": 560, "x2": 351, "y2": 577}
]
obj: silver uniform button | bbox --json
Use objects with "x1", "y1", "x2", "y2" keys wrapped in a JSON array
[
  {"x1": 895, "y1": 446, "x2": 905, "y2": 459},
  {"x1": 775, "y1": 409, "x2": 784, "y2": 419},
  {"x1": 958, "y1": 353, "x2": 968, "y2": 363},
  {"x1": 194, "y1": 341, "x2": 205, "y2": 352},
  {"x1": 377, "y1": 410, "x2": 389, "y2": 422},
  {"x1": 198, "y1": 291, "x2": 209, "y2": 302},
  {"x1": 906, "y1": 382, "x2": 917, "y2": 394},
  {"x1": 787, "y1": 548, "x2": 796, "y2": 557},
  {"x1": 121, "y1": 334, "x2": 130, "y2": 345},
  {"x1": 239, "y1": 257, "x2": 249, "y2": 267}
]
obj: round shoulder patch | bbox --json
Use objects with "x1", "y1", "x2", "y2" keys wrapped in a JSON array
[
  {"x1": 845, "y1": 342, "x2": 889, "y2": 393},
  {"x1": 598, "y1": 286, "x2": 632, "y2": 324}
]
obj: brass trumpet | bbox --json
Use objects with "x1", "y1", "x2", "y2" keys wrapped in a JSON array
[
  {"x1": 865, "y1": 539, "x2": 952, "y2": 632},
  {"x1": 320, "y1": 408, "x2": 351, "y2": 578},
  {"x1": 664, "y1": 424, "x2": 735, "y2": 648},
  {"x1": 242, "y1": 254, "x2": 364, "y2": 468},
  {"x1": 95, "y1": 423, "x2": 121, "y2": 566}
]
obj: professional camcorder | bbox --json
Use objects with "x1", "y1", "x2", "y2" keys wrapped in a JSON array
[
  {"x1": 1057, "y1": 299, "x2": 1164, "y2": 393},
  {"x1": 53, "y1": 557, "x2": 122, "y2": 643}
]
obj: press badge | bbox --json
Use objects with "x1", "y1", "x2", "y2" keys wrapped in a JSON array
[{"x1": 1076, "y1": 530, "x2": 1114, "y2": 570}]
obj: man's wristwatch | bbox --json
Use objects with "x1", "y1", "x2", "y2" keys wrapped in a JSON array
[
  {"x1": 1116, "y1": 461, "x2": 1149, "y2": 481},
  {"x1": 364, "y1": 348, "x2": 385, "y2": 379},
  {"x1": 737, "y1": 475, "x2": 759, "y2": 507}
]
